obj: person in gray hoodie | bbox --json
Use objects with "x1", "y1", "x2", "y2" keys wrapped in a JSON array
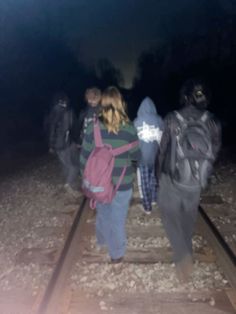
[{"x1": 134, "y1": 97, "x2": 164, "y2": 214}]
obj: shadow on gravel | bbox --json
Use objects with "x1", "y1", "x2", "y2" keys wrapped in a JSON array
[{"x1": 0, "y1": 140, "x2": 48, "y2": 178}]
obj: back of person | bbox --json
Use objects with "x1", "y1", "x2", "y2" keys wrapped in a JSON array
[
  {"x1": 48, "y1": 93, "x2": 80, "y2": 196},
  {"x1": 160, "y1": 85, "x2": 221, "y2": 191},
  {"x1": 49, "y1": 97, "x2": 73, "y2": 151},
  {"x1": 134, "y1": 97, "x2": 163, "y2": 167},
  {"x1": 79, "y1": 86, "x2": 140, "y2": 264},
  {"x1": 157, "y1": 79, "x2": 221, "y2": 282},
  {"x1": 170, "y1": 106, "x2": 216, "y2": 189},
  {"x1": 134, "y1": 97, "x2": 163, "y2": 214},
  {"x1": 80, "y1": 118, "x2": 139, "y2": 191}
]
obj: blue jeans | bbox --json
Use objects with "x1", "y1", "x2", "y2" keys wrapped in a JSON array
[{"x1": 96, "y1": 188, "x2": 133, "y2": 259}]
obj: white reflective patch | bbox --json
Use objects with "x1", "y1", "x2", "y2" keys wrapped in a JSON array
[
  {"x1": 137, "y1": 122, "x2": 163, "y2": 143},
  {"x1": 83, "y1": 180, "x2": 104, "y2": 193}
]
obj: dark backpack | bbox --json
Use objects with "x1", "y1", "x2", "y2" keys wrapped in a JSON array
[
  {"x1": 82, "y1": 120, "x2": 138, "y2": 208},
  {"x1": 170, "y1": 111, "x2": 214, "y2": 189}
]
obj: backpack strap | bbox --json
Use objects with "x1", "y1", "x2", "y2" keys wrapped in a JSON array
[
  {"x1": 93, "y1": 120, "x2": 103, "y2": 147},
  {"x1": 200, "y1": 111, "x2": 208, "y2": 123},
  {"x1": 176, "y1": 110, "x2": 209, "y2": 124},
  {"x1": 175, "y1": 111, "x2": 185, "y2": 123},
  {"x1": 94, "y1": 120, "x2": 139, "y2": 152},
  {"x1": 112, "y1": 140, "x2": 139, "y2": 156},
  {"x1": 114, "y1": 166, "x2": 128, "y2": 193},
  {"x1": 113, "y1": 140, "x2": 138, "y2": 192}
]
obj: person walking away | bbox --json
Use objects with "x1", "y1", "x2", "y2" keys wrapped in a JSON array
[
  {"x1": 79, "y1": 86, "x2": 140, "y2": 263},
  {"x1": 48, "y1": 92, "x2": 79, "y2": 196},
  {"x1": 134, "y1": 97, "x2": 164, "y2": 214},
  {"x1": 77, "y1": 87, "x2": 102, "y2": 146},
  {"x1": 157, "y1": 79, "x2": 221, "y2": 282}
]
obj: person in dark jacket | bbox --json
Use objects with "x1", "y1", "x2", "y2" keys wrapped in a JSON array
[
  {"x1": 77, "y1": 87, "x2": 102, "y2": 145},
  {"x1": 134, "y1": 97, "x2": 164, "y2": 214},
  {"x1": 157, "y1": 79, "x2": 221, "y2": 282},
  {"x1": 80, "y1": 86, "x2": 140, "y2": 263},
  {"x1": 48, "y1": 92, "x2": 80, "y2": 196}
]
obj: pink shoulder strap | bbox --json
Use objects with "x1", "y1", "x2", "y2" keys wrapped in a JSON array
[
  {"x1": 113, "y1": 140, "x2": 139, "y2": 192},
  {"x1": 94, "y1": 119, "x2": 139, "y2": 153},
  {"x1": 112, "y1": 140, "x2": 139, "y2": 156}
]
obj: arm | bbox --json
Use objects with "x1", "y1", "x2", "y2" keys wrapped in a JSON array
[
  {"x1": 128, "y1": 124, "x2": 141, "y2": 162},
  {"x1": 77, "y1": 108, "x2": 88, "y2": 145},
  {"x1": 208, "y1": 116, "x2": 222, "y2": 160}
]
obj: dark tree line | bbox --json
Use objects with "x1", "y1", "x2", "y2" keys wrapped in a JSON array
[{"x1": 132, "y1": 12, "x2": 236, "y2": 145}]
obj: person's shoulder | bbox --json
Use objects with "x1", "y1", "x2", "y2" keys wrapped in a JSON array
[{"x1": 205, "y1": 110, "x2": 217, "y2": 120}]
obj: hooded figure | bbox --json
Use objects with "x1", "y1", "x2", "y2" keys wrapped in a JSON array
[
  {"x1": 134, "y1": 97, "x2": 164, "y2": 214},
  {"x1": 134, "y1": 97, "x2": 164, "y2": 167}
]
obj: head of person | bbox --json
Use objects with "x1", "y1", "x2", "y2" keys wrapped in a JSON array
[
  {"x1": 100, "y1": 86, "x2": 129, "y2": 134},
  {"x1": 53, "y1": 92, "x2": 70, "y2": 108},
  {"x1": 179, "y1": 79, "x2": 210, "y2": 110},
  {"x1": 85, "y1": 87, "x2": 101, "y2": 107}
]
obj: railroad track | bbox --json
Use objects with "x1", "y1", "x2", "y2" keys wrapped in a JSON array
[{"x1": 34, "y1": 183, "x2": 236, "y2": 314}]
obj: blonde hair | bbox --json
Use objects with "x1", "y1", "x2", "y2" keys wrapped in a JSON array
[
  {"x1": 101, "y1": 86, "x2": 129, "y2": 134},
  {"x1": 85, "y1": 87, "x2": 101, "y2": 106}
]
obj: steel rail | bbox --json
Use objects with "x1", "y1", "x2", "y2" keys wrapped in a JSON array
[
  {"x1": 36, "y1": 200, "x2": 236, "y2": 313},
  {"x1": 199, "y1": 206, "x2": 236, "y2": 266},
  {"x1": 37, "y1": 196, "x2": 87, "y2": 314},
  {"x1": 199, "y1": 205, "x2": 236, "y2": 288}
]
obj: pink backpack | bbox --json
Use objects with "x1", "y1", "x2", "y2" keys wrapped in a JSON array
[{"x1": 82, "y1": 120, "x2": 138, "y2": 209}]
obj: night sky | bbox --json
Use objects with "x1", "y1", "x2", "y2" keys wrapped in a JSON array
[{"x1": 1, "y1": 0, "x2": 236, "y2": 148}]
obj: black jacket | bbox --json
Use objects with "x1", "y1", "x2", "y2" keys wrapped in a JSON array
[
  {"x1": 77, "y1": 105, "x2": 101, "y2": 145},
  {"x1": 48, "y1": 104, "x2": 73, "y2": 150}
]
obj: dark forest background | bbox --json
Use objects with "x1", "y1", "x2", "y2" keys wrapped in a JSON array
[{"x1": 0, "y1": 3, "x2": 236, "y2": 154}]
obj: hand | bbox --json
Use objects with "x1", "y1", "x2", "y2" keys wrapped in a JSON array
[{"x1": 49, "y1": 148, "x2": 54, "y2": 154}]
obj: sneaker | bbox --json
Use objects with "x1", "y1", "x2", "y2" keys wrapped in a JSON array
[
  {"x1": 138, "y1": 204, "x2": 152, "y2": 215},
  {"x1": 141, "y1": 208, "x2": 152, "y2": 215},
  {"x1": 94, "y1": 245, "x2": 107, "y2": 254},
  {"x1": 151, "y1": 201, "x2": 157, "y2": 206}
]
